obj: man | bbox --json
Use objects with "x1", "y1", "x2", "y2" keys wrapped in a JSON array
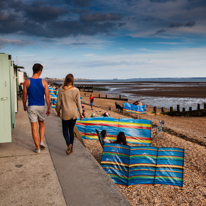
[
  {"x1": 23, "y1": 63, "x2": 50, "y2": 153},
  {"x1": 89, "y1": 94, "x2": 94, "y2": 110},
  {"x1": 18, "y1": 83, "x2": 23, "y2": 99}
]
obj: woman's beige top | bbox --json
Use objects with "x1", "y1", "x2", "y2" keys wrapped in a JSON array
[{"x1": 55, "y1": 87, "x2": 82, "y2": 120}]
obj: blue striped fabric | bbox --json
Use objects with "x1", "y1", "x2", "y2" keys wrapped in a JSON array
[
  {"x1": 123, "y1": 102, "x2": 146, "y2": 114},
  {"x1": 51, "y1": 94, "x2": 57, "y2": 108},
  {"x1": 76, "y1": 117, "x2": 152, "y2": 145},
  {"x1": 154, "y1": 148, "x2": 184, "y2": 189},
  {"x1": 101, "y1": 143, "x2": 130, "y2": 186},
  {"x1": 101, "y1": 144, "x2": 184, "y2": 188},
  {"x1": 129, "y1": 147, "x2": 158, "y2": 186}
]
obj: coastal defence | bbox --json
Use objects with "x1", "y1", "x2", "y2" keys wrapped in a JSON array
[{"x1": 153, "y1": 103, "x2": 206, "y2": 117}]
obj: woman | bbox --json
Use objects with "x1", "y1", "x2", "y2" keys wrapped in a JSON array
[
  {"x1": 113, "y1": 132, "x2": 127, "y2": 145},
  {"x1": 56, "y1": 74, "x2": 83, "y2": 155}
]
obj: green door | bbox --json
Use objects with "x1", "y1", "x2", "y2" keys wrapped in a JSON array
[{"x1": 0, "y1": 55, "x2": 12, "y2": 143}]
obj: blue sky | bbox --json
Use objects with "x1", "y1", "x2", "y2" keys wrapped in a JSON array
[{"x1": 0, "y1": 0, "x2": 206, "y2": 79}]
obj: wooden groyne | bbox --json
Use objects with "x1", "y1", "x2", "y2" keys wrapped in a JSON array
[
  {"x1": 153, "y1": 103, "x2": 206, "y2": 117},
  {"x1": 76, "y1": 85, "x2": 93, "y2": 92},
  {"x1": 83, "y1": 93, "x2": 128, "y2": 101}
]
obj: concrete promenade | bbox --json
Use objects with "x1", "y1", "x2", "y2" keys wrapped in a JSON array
[
  {"x1": 0, "y1": 103, "x2": 132, "y2": 206},
  {"x1": 0, "y1": 104, "x2": 66, "y2": 206}
]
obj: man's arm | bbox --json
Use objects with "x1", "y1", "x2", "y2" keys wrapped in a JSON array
[
  {"x1": 23, "y1": 80, "x2": 29, "y2": 111},
  {"x1": 43, "y1": 80, "x2": 51, "y2": 116}
]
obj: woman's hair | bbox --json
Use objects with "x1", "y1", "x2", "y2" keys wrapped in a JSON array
[
  {"x1": 63, "y1": 74, "x2": 74, "y2": 87},
  {"x1": 101, "y1": 130, "x2": 107, "y2": 138},
  {"x1": 117, "y1": 132, "x2": 127, "y2": 145}
]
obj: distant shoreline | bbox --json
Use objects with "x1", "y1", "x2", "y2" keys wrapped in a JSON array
[
  {"x1": 46, "y1": 77, "x2": 206, "y2": 83},
  {"x1": 47, "y1": 79, "x2": 206, "y2": 110}
]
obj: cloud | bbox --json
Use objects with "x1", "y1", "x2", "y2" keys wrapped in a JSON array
[
  {"x1": 185, "y1": 21, "x2": 196, "y2": 27},
  {"x1": 155, "y1": 29, "x2": 166, "y2": 34},
  {"x1": 150, "y1": 0, "x2": 176, "y2": 2},
  {"x1": 0, "y1": 38, "x2": 33, "y2": 48},
  {"x1": 25, "y1": 3, "x2": 67, "y2": 22},
  {"x1": 169, "y1": 22, "x2": 184, "y2": 27},
  {"x1": 80, "y1": 12, "x2": 121, "y2": 21},
  {"x1": 70, "y1": 43, "x2": 88, "y2": 46},
  {"x1": 65, "y1": 0, "x2": 92, "y2": 7},
  {"x1": 0, "y1": 0, "x2": 205, "y2": 40},
  {"x1": 187, "y1": 0, "x2": 206, "y2": 8},
  {"x1": 0, "y1": 1, "x2": 120, "y2": 38},
  {"x1": 169, "y1": 21, "x2": 196, "y2": 28},
  {"x1": 84, "y1": 54, "x2": 95, "y2": 56}
]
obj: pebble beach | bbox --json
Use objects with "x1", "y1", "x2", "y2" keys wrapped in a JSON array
[{"x1": 80, "y1": 90, "x2": 206, "y2": 206}]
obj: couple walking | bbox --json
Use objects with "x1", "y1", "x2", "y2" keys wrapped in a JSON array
[{"x1": 23, "y1": 63, "x2": 83, "y2": 155}]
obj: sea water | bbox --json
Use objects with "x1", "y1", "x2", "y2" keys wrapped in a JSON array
[{"x1": 51, "y1": 78, "x2": 206, "y2": 110}]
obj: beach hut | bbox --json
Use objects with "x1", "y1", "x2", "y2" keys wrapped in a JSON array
[
  {"x1": 0, "y1": 53, "x2": 25, "y2": 143},
  {"x1": 0, "y1": 53, "x2": 15, "y2": 143}
]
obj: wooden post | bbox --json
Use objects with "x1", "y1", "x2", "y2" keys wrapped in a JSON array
[
  {"x1": 98, "y1": 94, "x2": 100, "y2": 98},
  {"x1": 109, "y1": 106, "x2": 111, "y2": 110},
  {"x1": 119, "y1": 95, "x2": 121, "y2": 99},
  {"x1": 170, "y1": 107, "x2": 173, "y2": 112},
  {"x1": 189, "y1": 107, "x2": 192, "y2": 111},
  {"x1": 105, "y1": 94, "x2": 107, "y2": 98},
  {"x1": 177, "y1": 105, "x2": 180, "y2": 112},
  {"x1": 197, "y1": 104, "x2": 200, "y2": 110},
  {"x1": 153, "y1": 107, "x2": 156, "y2": 115},
  {"x1": 204, "y1": 103, "x2": 206, "y2": 109},
  {"x1": 161, "y1": 107, "x2": 165, "y2": 113},
  {"x1": 84, "y1": 93, "x2": 86, "y2": 96},
  {"x1": 182, "y1": 108, "x2": 185, "y2": 112}
]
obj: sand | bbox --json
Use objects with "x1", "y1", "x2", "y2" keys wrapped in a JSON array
[{"x1": 80, "y1": 90, "x2": 206, "y2": 206}]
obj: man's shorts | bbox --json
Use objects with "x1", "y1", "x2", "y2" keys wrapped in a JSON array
[
  {"x1": 90, "y1": 102, "x2": 94, "y2": 106},
  {"x1": 27, "y1": 106, "x2": 46, "y2": 122}
]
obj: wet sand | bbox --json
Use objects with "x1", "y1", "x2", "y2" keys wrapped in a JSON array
[{"x1": 79, "y1": 81, "x2": 206, "y2": 98}]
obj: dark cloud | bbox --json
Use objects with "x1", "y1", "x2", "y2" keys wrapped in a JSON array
[
  {"x1": 150, "y1": 0, "x2": 175, "y2": 2},
  {"x1": 0, "y1": 38, "x2": 33, "y2": 49},
  {"x1": 20, "y1": 20, "x2": 116, "y2": 37},
  {"x1": 72, "y1": 8, "x2": 89, "y2": 14},
  {"x1": 25, "y1": 3, "x2": 67, "y2": 22},
  {"x1": 169, "y1": 22, "x2": 184, "y2": 28},
  {"x1": 65, "y1": 0, "x2": 92, "y2": 7},
  {"x1": 188, "y1": 0, "x2": 206, "y2": 7},
  {"x1": 144, "y1": 18, "x2": 155, "y2": 21},
  {"x1": 118, "y1": 23, "x2": 126, "y2": 27},
  {"x1": 0, "y1": 0, "x2": 204, "y2": 40},
  {"x1": 0, "y1": 0, "x2": 120, "y2": 38},
  {"x1": 155, "y1": 29, "x2": 166, "y2": 34},
  {"x1": 169, "y1": 21, "x2": 196, "y2": 28},
  {"x1": 80, "y1": 12, "x2": 121, "y2": 21},
  {"x1": 0, "y1": 1, "x2": 6, "y2": 9},
  {"x1": 0, "y1": 12, "x2": 22, "y2": 34},
  {"x1": 7, "y1": 0, "x2": 24, "y2": 10},
  {"x1": 185, "y1": 21, "x2": 196, "y2": 27}
]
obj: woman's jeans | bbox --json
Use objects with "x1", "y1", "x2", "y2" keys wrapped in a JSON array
[{"x1": 62, "y1": 119, "x2": 76, "y2": 146}]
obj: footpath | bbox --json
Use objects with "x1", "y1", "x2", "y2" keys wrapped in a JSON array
[{"x1": 0, "y1": 103, "x2": 132, "y2": 206}]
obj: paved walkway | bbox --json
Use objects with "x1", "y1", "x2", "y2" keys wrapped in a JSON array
[
  {"x1": 45, "y1": 109, "x2": 132, "y2": 206},
  {"x1": 0, "y1": 104, "x2": 66, "y2": 206},
  {"x1": 0, "y1": 102, "x2": 132, "y2": 206}
]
